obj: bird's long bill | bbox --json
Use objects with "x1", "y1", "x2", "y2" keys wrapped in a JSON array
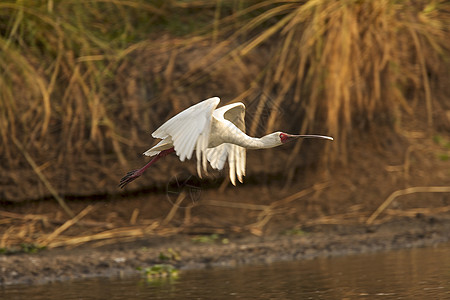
[{"x1": 288, "y1": 134, "x2": 334, "y2": 141}]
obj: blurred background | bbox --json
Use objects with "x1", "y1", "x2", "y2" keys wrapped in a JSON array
[{"x1": 0, "y1": 0, "x2": 449, "y2": 249}]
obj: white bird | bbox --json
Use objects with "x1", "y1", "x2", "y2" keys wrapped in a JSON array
[{"x1": 119, "y1": 97, "x2": 333, "y2": 188}]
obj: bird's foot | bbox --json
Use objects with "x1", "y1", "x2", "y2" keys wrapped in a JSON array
[{"x1": 118, "y1": 169, "x2": 142, "y2": 189}]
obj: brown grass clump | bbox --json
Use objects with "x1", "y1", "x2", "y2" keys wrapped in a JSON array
[
  {"x1": 0, "y1": 1, "x2": 168, "y2": 201},
  {"x1": 199, "y1": 0, "x2": 450, "y2": 164}
]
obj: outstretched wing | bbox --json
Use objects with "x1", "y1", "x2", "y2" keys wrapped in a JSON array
[
  {"x1": 206, "y1": 102, "x2": 246, "y2": 185},
  {"x1": 214, "y1": 102, "x2": 246, "y2": 132},
  {"x1": 150, "y1": 97, "x2": 220, "y2": 176},
  {"x1": 206, "y1": 143, "x2": 246, "y2": 185}
]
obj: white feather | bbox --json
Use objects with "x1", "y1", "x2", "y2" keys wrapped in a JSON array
[{"x1": 149, "y1": 97, "x2": 219, "y2": 165}]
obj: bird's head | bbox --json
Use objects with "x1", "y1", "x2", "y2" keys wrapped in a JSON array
[
  {"x1": 260, "y1": 132, "x2": 333, "y2": 148},
  {"x1": 259, "y1": 132, "x2": 295, "y2": 147}
]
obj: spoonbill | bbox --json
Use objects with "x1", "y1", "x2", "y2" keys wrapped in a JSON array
[{"x1": 119, "y1": 97, "x2": 333, "y2": 188}]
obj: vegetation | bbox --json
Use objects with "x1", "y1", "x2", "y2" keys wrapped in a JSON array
[
  {"x1": 191, "y1": 233, "x2": 229, "y2": 244},
  {"x1": 159, "y1": 248, "x2": 181, "y2": 261},
  {"x1": 0, "y1": 243, "x2": 45, "y2": 255},
  {"x1": 283, "y1": 228, "x2": 306, "y2": 236},
  {"x1": 137, "y1": 264, "x2": 179, "y2": 282},
  {"x1": 1, "y1": 0, "x2": 449, "y2": 202}
]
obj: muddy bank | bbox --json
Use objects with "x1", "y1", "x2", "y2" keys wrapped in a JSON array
[
  {"x1": 1, "y1": 214, "x2": 449, "y2": 286},
  {"x1": 2, "y1": 123, "x2": 449, "y2": 287}
]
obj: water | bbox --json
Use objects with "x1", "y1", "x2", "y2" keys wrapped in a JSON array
[{"x1": 3, "y1": 244, "x2": 450, "y2": 299}]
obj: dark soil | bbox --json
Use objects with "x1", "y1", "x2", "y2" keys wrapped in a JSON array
[{"x1": 1, "y1": 214, "x2": 450, "y2": 286}]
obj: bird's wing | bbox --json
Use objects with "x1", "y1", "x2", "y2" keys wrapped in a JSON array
[
  {"x1": 151, "y1": 97, "x2": 220, "y2": 175},
  {"x1": 207, "y1": 102, "x2": 246, "y2": 185},
  {"x1": 213, "y1": 102, "x2": 246, "y2": 132},
  {"x1": 206, "y1": 143, "x2": 245, "y2": 185}
]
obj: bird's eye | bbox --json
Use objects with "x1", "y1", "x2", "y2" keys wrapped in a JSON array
[{"x1": 279, "y1": 133, "x2": 287, "y2": 143}]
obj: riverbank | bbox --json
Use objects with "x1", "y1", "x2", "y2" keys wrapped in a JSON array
[
  {"x1": 2, "y1": 213, "x2": 449, "y2": 286},
  {"x1": 2, "y1": 127, "x2": 450, "y2": 286}
]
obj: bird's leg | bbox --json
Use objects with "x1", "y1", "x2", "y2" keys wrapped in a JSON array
[{"x1": 119, "y1": 148, "x2": 175, "y2": 188}]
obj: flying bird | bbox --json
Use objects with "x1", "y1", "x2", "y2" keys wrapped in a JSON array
[{"x1": 119, "y1": 97, "x2": 333, "y2": 188}]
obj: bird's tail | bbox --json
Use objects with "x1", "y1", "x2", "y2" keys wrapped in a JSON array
[{"x1": 143, "y1": 137, "x2": 173, "y2": 156}]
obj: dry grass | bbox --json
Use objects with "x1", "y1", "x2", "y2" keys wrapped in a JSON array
[
  {"x1": 0, "y1": 1, "x2": 167, "y2": 199},
  {"x1": 0, "y1": 0, "x2": 449, "y2": 202},
  {"x1": 2, "y1": 181, "x2": 450, "y2": 250},
  {"x1": 0, "y1": 183, "x2": 333, "y2": 249},
  {"x1": 203, "y1": 0, "x2": 450, "y2": 164},
  {"x1": 366, "y1": 186, "x2": 450, "y2": 224}
]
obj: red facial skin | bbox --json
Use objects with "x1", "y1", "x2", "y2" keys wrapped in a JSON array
[{"x1": 279, "y1": 133, "x2": 289, "y2": 143}]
